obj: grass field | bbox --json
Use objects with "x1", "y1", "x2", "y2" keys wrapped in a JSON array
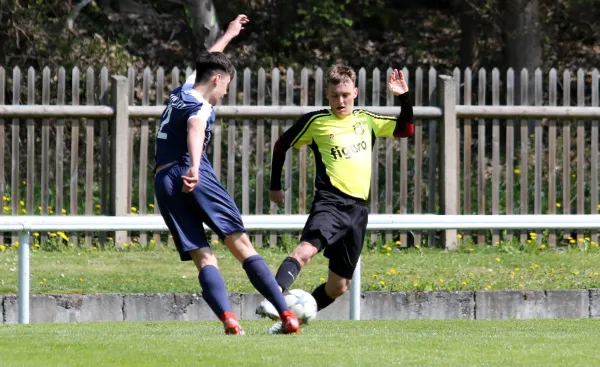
[
  {"x1": 1, "y1": 319, "x2": 600, "y2": 366},
  {"x1": 2, "y1": 244, "x2": 600, "y2": 294}
]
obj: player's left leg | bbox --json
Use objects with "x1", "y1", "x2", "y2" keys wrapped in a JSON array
[{"x1": 313, "y1": 202, "x2": 369, "y2": 311}]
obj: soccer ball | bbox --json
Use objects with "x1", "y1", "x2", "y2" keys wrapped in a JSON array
[{"x1": 284, "y1": 289, "x2": 318, "y2": 325}]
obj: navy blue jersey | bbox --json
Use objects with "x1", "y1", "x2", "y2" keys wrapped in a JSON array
[{"x1": 155, "y1": 76, "x2": 216, "y2": 167}]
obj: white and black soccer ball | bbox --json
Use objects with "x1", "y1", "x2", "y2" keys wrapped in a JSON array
[{"x1": 284, "y1": 289, "x2": 318, "y2": 325}]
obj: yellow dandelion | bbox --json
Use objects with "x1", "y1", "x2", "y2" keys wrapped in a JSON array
[
  {"x1": 320, "y1": 277, "x2": 325, "y2": 282},
  {"x1": 62, "y1": 208, "x2": 67, "y2": 214},
  {"x1": 515, "y1": 268, "x2": 520, "y2": 271},
  {"x1": 380, "y1": 281, "x2": 385, "y2": 286},
  {"x1": 519, "y1": 284, "x2": 524, "y2": 288},
  {"x1": 439, "y1": 278, "x2": 445, "y2": 283},
  {"x1": 131, "y1": 206, "x2": 137, "y2": 212},
  {"x1": 495, "y1": 258, "x2": 500, "y2": 262},
  {"x1": 57, "y1": 231, "x2": 69, "y2": 241},
  {"x1": 395, "y1": 240, "x2": 400, "y2": 245},
  {"x1": 415, "y1": 245, "x2": 420, "y2": 249},
  {"x1": 527, "y1": 240, "x2": 532, "y2": 244},
  {"x1": 95, "y1": 204, "x2": 101, "y2": 208},
  {"x1": 586, "y1": 237, "x2": 591, "y2": 241},
  {"x1": 457, "y1": 234, "x2": 463, "y2": 239},
  {"x1": 574, "y1": 271, "x2": 580, "y2": 275},
  {"x1": 49, "y1": 232, "x2": 56, "y2": 237},
  {"x1": 597, "y1": 204, "x2": 600, "y2": 210},
  {"x1": 578, "y1": 238, "x2": 584, "y2": 242},
  {"x1": 570, "y1": 239, "x2": 576, "y2": 244},
  {"x1": 486, "y1": 285, "x2": 492, "y2": 289},
  {"x1": 306, "y1": 282, "x2": 311, "y2": 285},
  {"x1": 514, "y1": 169, "x2": 521, "y2": 175},
  {"x1": 572, "y1": 173, "x2": 576, "y2": 178},
  {"x1": 37, "y1": 206, "x2": 42, "y2": 211},
  {"x1": 49, "y1": 210, "x2": 54, "y2": 214},
  {"x1": 123, "y1": 243, "x2": 129, "y2": 247},
  {"x1": 556, "y1": 203, "x2": 562, "y2": 208},
  {"x1": 212, "y1": 239, "x2": 220, "y2": 244},
  {"x1": 462, "y1": 281, "x2": 467, "y2": 286},
  {"x1": 39, "y1": 282, "x2": 44, "y2": 285},
  {"x1": 530, "y1": 232, "x2": 536, "y2": 238},
  {"x1": 3, "y1": 206, "x2": 9, "y2": 211},
  {"x1": 21, "y1": 209, "x2": 26, "y2": 214},
  {"x1": 595, "y1": 272, "x2": 599, "y2": 276},
  {"x1": 534, "y1": 264, "x2": 539, "y2": 268},
  {"x1": 80, "y1": 278, "x2": 84, "y2": 282},
  {"x1": 34, "y1": 232, "x2": 39, "y2": 237},
  {"x1": 413, "y1": 283, "x2": 419, "y2": 287},
  {"x1": 149, "y1": 203, "x2": 154, "y2": 208},
  {"x1": 34, "y1": 244, "x2": 40, "y2": 248},
  {"x1": 469, "y1": 248, "x2": 475, "y2": 252},
  {"x1": 386, "y1": 253, "x2": 391, "y2": 256},
  {"x1": 150, "y1": 239, "x2": 155, "y2": 244},
  {"x1": 389, "y1": 268, "x2": 396, "y2": 274},
  {"x1": 21, "y1": 180, "x2": 26, "y2": 185},
  {"x1": 0, "y1": 245, "x2": 6, "y2": 251},
  {"x1": 539, "y1": 244, "x2": 546, "y2": 249},
  {"x1": 19, "y1": 200, "x2": 24, "y2": 206}
]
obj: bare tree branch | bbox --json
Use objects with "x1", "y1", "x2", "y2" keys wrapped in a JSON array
[{"x1": 66, "y1": 0, "x2": 94, "y2": 34}]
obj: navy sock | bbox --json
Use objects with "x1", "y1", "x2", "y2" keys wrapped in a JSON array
[
  {"x1": 243, "y1": 255, "x2": 289, "y2": 314},
  {"x1": 311, "y1": 283, "x2": 336, "y2": 311},
  {"x1": 198, "y1": 265, "x2": 232, "y2": 319},
  {"x1": 275, "y1": 257, "x2": 302, "y2": 291}
]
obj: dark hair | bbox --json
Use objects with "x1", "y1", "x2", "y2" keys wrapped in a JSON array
[
  {"x1": 326, "y1": 64, "x2": 356, "y2": 86},
  {"x1": 194, "y1": 52, "x2": 235, "y2": 84}
]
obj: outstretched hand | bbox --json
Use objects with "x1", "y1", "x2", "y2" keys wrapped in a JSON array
[
  {"x1": 224, "y1": 14, "x2": 249, "y2": 38},
  {"x1": 388, "y1": 69, "x2": 409, "y2": 96}
]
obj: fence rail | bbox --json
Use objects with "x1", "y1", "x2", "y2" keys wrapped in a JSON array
[{"x1": 1, "y1": 65, "x2": 599, "y2": 249}]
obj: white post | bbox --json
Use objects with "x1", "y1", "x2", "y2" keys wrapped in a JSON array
[
  {"x1": 349, "y1": 255, "x2": 361, "y2": 320},
  {"x1": 18, "y1": 231, "x2": 30, "y2": 324}
]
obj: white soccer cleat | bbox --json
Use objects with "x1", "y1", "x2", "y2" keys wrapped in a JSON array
[
  {"x1": 268, "y1": 320, "x2": 283, "y2": 334},
  {"x1": 255, "y1": 298, "x2": 280, "y2": 320}
]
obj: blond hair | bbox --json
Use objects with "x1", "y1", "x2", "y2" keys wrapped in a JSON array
[{"x1": 326, "y1": 64, "x2": 356, "y2": 86}]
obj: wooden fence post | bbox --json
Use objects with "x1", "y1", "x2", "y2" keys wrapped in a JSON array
[
  {"x1": 110, "y1": 75, "x2": 130, "y2": 246},
  {"x1": 438, "y1": 75, "x2": 458, "y2": 249}
]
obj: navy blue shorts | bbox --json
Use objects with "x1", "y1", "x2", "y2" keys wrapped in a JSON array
[{"x1": 154, "y1": 155, "x2": 246, "y2": 261}]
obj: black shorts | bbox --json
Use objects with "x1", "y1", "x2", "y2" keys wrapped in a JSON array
[{"x1": 300, "y1": 189, "x2": 369, "y2": 279}]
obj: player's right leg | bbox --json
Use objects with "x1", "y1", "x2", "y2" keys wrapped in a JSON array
[
  {"x1": 196, "y1": 157, "x2": 299, "y2": 334},
  {"x1": 154, "y1": 161, "x2": 244, "y2": 335},
  {"x1": 255, "y1": 241, "x2": 317, "y2": 320}
]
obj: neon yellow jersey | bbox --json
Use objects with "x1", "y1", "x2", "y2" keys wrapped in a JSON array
[{"x1": 285, "y1": 109, "x2": 398, "y2": 200}]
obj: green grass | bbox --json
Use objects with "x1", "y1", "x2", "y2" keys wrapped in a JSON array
[
  {"x1": 2, "y1": 243, "x2": 600, "y2": 294},
  {"x1": 1, "y1": 319, "x2": 600, "y2": 366}
]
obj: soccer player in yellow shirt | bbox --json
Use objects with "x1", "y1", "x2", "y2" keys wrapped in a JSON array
[{"x1": 258, "y1": 65, "x2": 414, "y2": 332}]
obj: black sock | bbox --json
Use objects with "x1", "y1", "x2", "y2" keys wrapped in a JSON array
[
  {"x1": 274, "y1": 257, "x2": 302, "y2": 291},
  {"x1": 311, "y1": 283, "x2": 335, "y2": 311}
]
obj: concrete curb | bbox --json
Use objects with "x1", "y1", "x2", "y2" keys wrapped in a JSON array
[{"x1": 1, "y1": 289, "x2": 597, "y2": 324}]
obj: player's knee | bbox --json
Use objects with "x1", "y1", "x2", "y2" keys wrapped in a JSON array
[
  {"x1": 291, "y1": 242, "x2": 317, "y2": 266},
  {"x1": 189, "y1": 248, "x2": 218, "y2": 271},
  {"x1": 224, "y1": 232, "x2": 258, "y2": 262},
  {"x1": 325, "y1": 278, "x2": 350, "y2": 298}
]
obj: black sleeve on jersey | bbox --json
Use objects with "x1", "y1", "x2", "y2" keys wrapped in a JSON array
[
  {"x1": 270, "y1": 110, "x2": 327, "y2": 190},
  {"x1": 393, "y1": 93, "x2": 415, "y2": 138}
]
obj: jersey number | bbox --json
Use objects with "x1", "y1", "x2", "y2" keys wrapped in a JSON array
[{"x1": 157, "y1": 106, "x2": 172, "y2": 139}]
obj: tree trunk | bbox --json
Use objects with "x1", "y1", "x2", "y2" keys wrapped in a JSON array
[
  {"x1": 459, "y1": 3, "x2": 480, "y2": 71},
  {"x1": 184, "y1": 0, "x2": 220, "y2": 58},
  {"x1": 502, "y1": 0, "x2": 542, "y2": 105}
]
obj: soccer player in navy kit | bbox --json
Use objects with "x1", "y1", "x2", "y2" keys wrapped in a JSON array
[{"x1": 154, "y1": 14, "x2": 299, "y2": 335}]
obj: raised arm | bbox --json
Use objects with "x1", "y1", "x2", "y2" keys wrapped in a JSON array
[
  {"x1": 388, "y1": 69, "x2": 414, "y2": 137},
  {"x1": 208, "y1": 14, "x2": 249, "y2": 53}
]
